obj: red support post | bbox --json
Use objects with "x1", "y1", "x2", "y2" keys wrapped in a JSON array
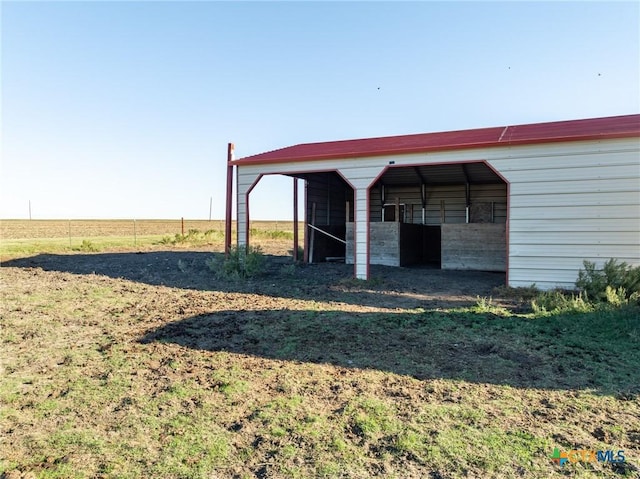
[
  {"x1": 303, "y1": 180, "x2": 309, "y2": 263},
  {"x1": 293, "y1": 178, "x2": 299, "y2": 262},
  {"x1": 224, "y1": 143, "x2": 234, "y2": 257}
]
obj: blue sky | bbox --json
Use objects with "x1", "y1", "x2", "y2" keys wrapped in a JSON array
[{"x1": 2, "y1": 1, "x2": 638, "y2": 220}]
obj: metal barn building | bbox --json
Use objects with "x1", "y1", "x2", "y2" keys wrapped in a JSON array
[{"x1": 226, "y1": 114, "x2": 640, "y2": 289}]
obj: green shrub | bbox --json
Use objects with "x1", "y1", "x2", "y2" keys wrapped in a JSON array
[
  {"x1": 75, "y1": 239, "x2": 99, "y2": 252},
  {"x1": 159, "y1": 235, "x2": 173, "y2": 245},
  {"x1": 576, "y1": 259, "x2": 640, "y2": 302},
  {"x1": 206, "y1": 245, "x2": 266, "y2": 280},
  {"x1": 530, "y1": 290, "x2": 593, "y2": 315},
  {"x1": 158, "y1": 229, "x2": 222, "y2": 246}
]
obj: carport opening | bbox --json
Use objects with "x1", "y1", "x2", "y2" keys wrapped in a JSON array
[
  {"x1": 361, "y1": 161, "x2": 508, "y2": 272},
  {"x1": 296, "y1": 171, "x2": 354, "y2": 263}
]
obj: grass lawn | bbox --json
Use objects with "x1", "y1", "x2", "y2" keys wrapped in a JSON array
[{"x1": 0, "y1": 235, "x2": 638, "y2": 478}]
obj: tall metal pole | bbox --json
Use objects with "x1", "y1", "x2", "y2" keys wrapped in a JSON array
[
  {"x1": 293, "y1": 178, "x2": 299, "y2": 262},
  {"x1": 224, "y1": 143, "x2": 234, "y2": 257}
]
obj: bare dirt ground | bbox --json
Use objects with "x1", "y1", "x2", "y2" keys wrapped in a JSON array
[{"x1": 1, "y1": 246, "x2": 505, "y2": 310}]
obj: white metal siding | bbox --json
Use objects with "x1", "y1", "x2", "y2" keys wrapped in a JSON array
[
  {"x1": 338, "y1": 169, "x2": 385, "y2": 279},
  {"x1": 489, "y1": 138, "x2": 640, "y2": 289}
]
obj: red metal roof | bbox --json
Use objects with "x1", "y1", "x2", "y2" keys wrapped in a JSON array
[{"x1": 232, "y1": 114, "x2": 640, "y2": 165}]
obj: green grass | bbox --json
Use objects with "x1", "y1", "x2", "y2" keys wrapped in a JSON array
[
  {"x1": 0, "y1": 229, "x2": 293, "y2": 258},
  {"x1": 0, "y1": 235, "x2": 170, "y2": 256}
]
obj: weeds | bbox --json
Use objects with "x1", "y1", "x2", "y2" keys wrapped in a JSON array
[
  {"x1": 250, "y1": 228, "x2": 293, "y2": 240},
  {"x1": 206, "y1": 245, "x2": 266, "y2": 280},
  {"x1": 472, "y1": 297, "x2": 510, "y2": 316},
  {"x1": 160, "y1": 228, "x2": 223, "y2": 246},
  {"x1": 74, "y1": 239, "x2": 99, "y2": 252},
  {"x1": 530, "y1": 290, "x2": 593, "y2": 315}
]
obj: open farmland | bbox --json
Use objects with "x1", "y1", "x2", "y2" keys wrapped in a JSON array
[
  {"x1": 1, "y1": 219, "x2": 301, "y2": 240},
  {"x1": 1, "y1": 219, "x2": 301, "y2": 258},
  {"x1": 0, "y1": 220, "x2": 639, "y2": 478}
]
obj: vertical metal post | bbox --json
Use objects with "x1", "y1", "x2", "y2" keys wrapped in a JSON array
[
  {"x1": 303, "y1": 180, "x2": 309, "y2": 263},
  {"x1": 421, "y1": 184, "x2": 426, "y2": 225},
  {"x1": 209, "y1": 197, "x2": 213, "y2": 222},
  {"x1": 309, "y1": 202, "x2": 316, "y2": 263},
  {"x1": 181, "y1": 217, "x2": 185, "y2": 236},
  {"x1": 465, "y1": 182, "x2": 470, "y2": 224},
  {"x1": 225, "y1": 143, "x2": 234, "y2": 257},
  {"x1": 293, "y1": 177, "x2": 299, "y2": 261}
]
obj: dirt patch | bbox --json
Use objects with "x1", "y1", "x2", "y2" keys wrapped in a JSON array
[{"x1": 2, "y1": 248, "x2": 504, "y2": 310}]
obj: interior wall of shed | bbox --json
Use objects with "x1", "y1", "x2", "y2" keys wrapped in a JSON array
[
  {"x1": 368, "y1": 183, "x2": 507, "y2": 224},
  {"x1": 366, "y1": 182, "x2": 508, "y2": 269}
]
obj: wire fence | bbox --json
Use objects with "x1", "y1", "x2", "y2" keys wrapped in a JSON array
[{"x1": 1, "y1": 219, "x2": 298, "y2": 240}]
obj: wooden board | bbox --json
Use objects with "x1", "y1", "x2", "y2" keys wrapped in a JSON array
[{"x1": 441, "y1": 223, "x2": 506, "y2": 272}]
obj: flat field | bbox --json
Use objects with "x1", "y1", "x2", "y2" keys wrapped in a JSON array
[
  {"x1": 1, "y1": 221, "x2": 639, "y2": 478},
  {"x1": 1, "y1": 219, "x2": 300, "y2": 258}
]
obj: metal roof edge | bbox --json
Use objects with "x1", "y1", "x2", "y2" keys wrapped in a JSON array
[{"x1": 230, "y1": 114, "x2": 640, "y2": 166}]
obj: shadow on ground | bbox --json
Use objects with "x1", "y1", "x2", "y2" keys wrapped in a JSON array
[
  {"x1": 139, "y1": 305, "x2": 640, "y2": 396},
  {"x1": 2, "y1": 251, "x2": 505, "y2": 309}
]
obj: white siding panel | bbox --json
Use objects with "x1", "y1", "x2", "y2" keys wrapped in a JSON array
[
  {"x1": 509, "y1": 204, "x2": 639, "y2": 220},
  {"x1": 500, "y1": 164, "x2": 637, "y2": 183},
  {"x1": 511, "y1": 256, "x2": 640, "y2": 270},
  {"x1": 510, "y1": 178, "x2": 640, "y2": 195},
  {"x1": 237, "y1": 160, "x2": 341, "y2": 176},
  {"x1": 493, "y1": 140, "x2": 639, "y2": 289},
  {"x1": 510, "y1": 191, "x2": 639, "y2": 208},
  {"x1": 488, "y1": 150, "x2": 639, "y2": 172},
  {"x1": 510, "y1": 243, "x2": 639, "y2": 259},
  {"x1": 510, "y1": 218, "x2": 640, "y2": 232},
  {"x1": 485, "y1": 138, "x2": 640, "y2": 162},
  {"x1": 509, "y1": 276, "x2": 577, "y2": 290},
  {"x1": 353, "y1": 188, "x2": 370, "y2": 279},
  {"x1": 236, "y1": 171, "x2": 261, "y2": 248},
  {"x1": 510, "y1": 231, "x2": 640, "y2": 245},
  {"x1": 339, "y1": 167, "x2": 387, "y2": 186}
]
